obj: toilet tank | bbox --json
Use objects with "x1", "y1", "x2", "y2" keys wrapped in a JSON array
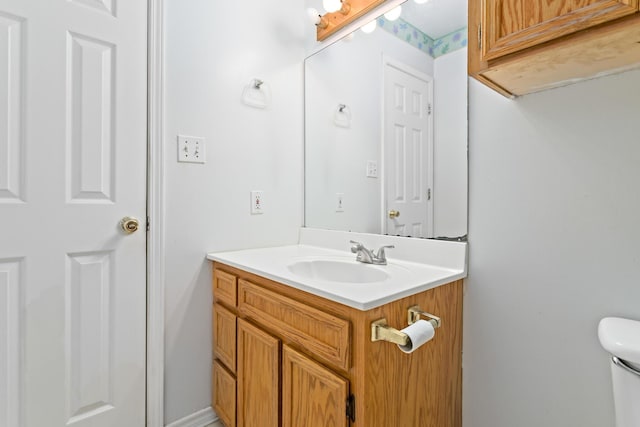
[{"x1": 598, "y1": 317, "x2": 640, "y2": 427}]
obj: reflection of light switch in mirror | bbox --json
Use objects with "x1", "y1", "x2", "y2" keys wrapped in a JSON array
[
  {"x1": 334, "y1": 104, "x2": 351, "y2": 128},
  {"x1": 336, "y1": 193, "x2": 345, "y2": 212},
  {"x1": 366, "y1": 161, "x2": 378, "y2": 178}
]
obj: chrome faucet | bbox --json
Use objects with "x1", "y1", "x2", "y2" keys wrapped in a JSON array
[{"x1": 350, "y1": 240, "x2": 394, "y2": 265}]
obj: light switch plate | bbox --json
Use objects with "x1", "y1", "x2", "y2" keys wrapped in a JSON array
[
  {"x1": 336, "y1": 193, "x2": 344, "y2": 212},
  {"x1": 366, "y1": 160, "x2": 378, "y2": 178},
  {"x1": 177, "y1": 135, "x2": 206, "y2": 163}
]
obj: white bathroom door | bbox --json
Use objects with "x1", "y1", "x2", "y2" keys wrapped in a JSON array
[
  {"x1": 383, "y1": 60, "x2": 434, "y2": 238},
  {"x1": 0, "y1": 0, "x2": 148, "y2": 426}
]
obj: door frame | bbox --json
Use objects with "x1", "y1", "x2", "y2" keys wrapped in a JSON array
[
  {"x1": 380, "y1": 55, "x2": 434, "y2": 237},
  {"x1": 147, "y1": 0, "x2": 166, "y2": 425}
]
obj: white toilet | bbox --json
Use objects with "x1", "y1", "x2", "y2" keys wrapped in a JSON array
[{"x1": 598, "y1": 317, "x2": 640, "y2": 427}]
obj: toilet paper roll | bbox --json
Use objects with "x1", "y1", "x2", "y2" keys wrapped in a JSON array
[{"x1": 397, "y1": 319, "x2": 435, "y2": 354}]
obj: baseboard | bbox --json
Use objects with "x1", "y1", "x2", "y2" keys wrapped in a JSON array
[{"x1": 165, "y1": 407, "x2": 218, "y2": 427}]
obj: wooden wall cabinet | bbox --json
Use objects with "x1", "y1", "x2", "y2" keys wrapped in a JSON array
[
  {"x1": 469, "y1": 0, "x2": 640, "y2": 97},
  {"x1": 211, "y1": 262, "x2": 463, "y2": 427}
]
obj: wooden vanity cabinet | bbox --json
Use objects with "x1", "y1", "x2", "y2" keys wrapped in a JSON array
[
  {"x1": 211, "y1": 262, "x2": 463, "y2": 427},
  {"x1": 469, "y1": 0, "x2": 640, "y2": 96}
]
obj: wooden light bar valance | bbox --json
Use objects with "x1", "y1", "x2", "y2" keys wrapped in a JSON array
[{"x1": 317, "y1": 0, "x2": 387, "y2": 41}]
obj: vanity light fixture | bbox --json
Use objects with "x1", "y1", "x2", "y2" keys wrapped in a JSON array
[
  {"x1": 241, "y1": 78, "x2": 270, "y2": 109},
  {"x1": 383, "y1": 5, "x2": 402, "y2": 21},
  {"x1": 307, "y1": 7, "x2": 329, "y2": 29},
  {"x1": 334, "y1": 104, "x2": 352, "y2": 128},
  {"x1": 314, "y1": 0, "x2": 397, "y2": 42}
]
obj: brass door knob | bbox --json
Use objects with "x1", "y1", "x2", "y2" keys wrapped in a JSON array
[
  {"x1": 388, "y1": 210, "x2": 400, "y2": 219},
  {"x1": 120, "y1": 217, "x2": 140, "y2": 234}
]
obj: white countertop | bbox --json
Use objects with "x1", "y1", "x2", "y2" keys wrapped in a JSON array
[{"x1": 207, "y1": 229, "x2": 467, "y2": 310}]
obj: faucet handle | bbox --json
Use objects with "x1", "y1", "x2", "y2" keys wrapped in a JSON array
[
  {"x1": 350, "y1": 240, "x2": 363, "y2": 253},
  {"x1": 375, "y1": 245, "x2": 395, "y2": 262}
]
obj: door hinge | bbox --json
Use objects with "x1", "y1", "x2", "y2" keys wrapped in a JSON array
[
  {"x1": 427, "y1": 103, "x2": 432, "y2": 115},
  {"x1": 428, "y1": 188, "x2": 432, "y2": 201},
  {"x1": 346, "y1": 394, "x2": 356, "y2": 423},
  {"x1": 478, "y1": 23, "x2": 482, "y2": 50},
  {"x1": 146, "y1": 216, "x2": 150, "y2": 232}
]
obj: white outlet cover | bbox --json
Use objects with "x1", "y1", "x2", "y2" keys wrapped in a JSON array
[
  {"x1": 251, "y1": 190, "x2": 264, "y2": 214},
  {"x1": 178, "y1": 135, "x2": 206, "y2": 163}
]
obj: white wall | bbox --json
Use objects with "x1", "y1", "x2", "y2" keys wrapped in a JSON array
[
  {"x1": 163, "y1": 0, "x2": 305, "y2": 423},
  {"x1": 305, "y1": 29, "x2": 435, "y2": 234},
  {"x1": 465, "y1": 69, "x2": 640, "y2": 427},
  {"x1": 433, "y1": 48, "x2": 468, "y2": 238}
]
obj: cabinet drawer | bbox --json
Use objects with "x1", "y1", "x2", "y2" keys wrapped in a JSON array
[
  {"x1": 238, "y1": 279, "x2": 351, "y2": 371},
  {"x1": 213, "y1": 269, "x2": 237, "y2": 307},
  {"x1": 213, "y1": 303, "x2": 237, "y2": 373},
  {"x1": 212, "y1": 360, "x2": 236, "y2": 427}
]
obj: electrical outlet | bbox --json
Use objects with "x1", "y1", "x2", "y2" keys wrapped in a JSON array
[
  {"x1": 366, "y1": 160, "x2": 378, "y2": 178},
  {"x1": 250, "y1": 191, "x2": 264, "y2": 214},
  {"x1": 336, "y1": 193, "x2": 344, "y2": 212},
  {"x1": 177, "y1": 135, "x2": 206, "y2": 163}
]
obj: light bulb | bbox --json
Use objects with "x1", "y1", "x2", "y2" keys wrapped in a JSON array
[
  {"x1": 306, "y1": 7, "x2": 329, "y2": 29},
  {"x1": 323, "y1": 0, "x2": 342, "y2": 13},
  {"x1": 414, "y1": 0, "x2": 430, "y2": 4},
  {"x1": 361, "y1": 20, "x2": 377, "y2": 34},
  {"x1": 384, "y1": 6, "x2": 402, "y2": 21},
  {"x1": 306, "y1": 8, "x2": 321, "y2": 25}
]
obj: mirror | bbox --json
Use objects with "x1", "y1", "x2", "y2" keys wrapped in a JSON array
[{"x1": 304, "y1": 0, "x2": 468, "y2": 240}]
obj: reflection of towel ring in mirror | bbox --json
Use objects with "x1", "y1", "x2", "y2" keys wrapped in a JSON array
[
  {"x1": 334, "y1": 103, "x2": 351, "y2": 128},
  {"x1": 242, "y1": 78, "x2": 271, "y2": 109}
]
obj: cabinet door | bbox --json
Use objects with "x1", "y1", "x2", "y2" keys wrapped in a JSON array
[
  {"x1": 214, "y1": 303, "x2": 237, "y2": 373},
  {"x1": 282, "y1": 346, "x2": 350, "y2": 427},
  {"x1": 213, "y1": 361, "x2": 236, "y2": 427},
  {"x1": 237, "y1": 319, "x2": 280, "y2": 427},
  {"x1": 482, "y1": 0, "x2": 639, "y2": 60}
]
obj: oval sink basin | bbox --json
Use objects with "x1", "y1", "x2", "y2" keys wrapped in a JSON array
[{"x1": 287, "y1": 259, "x2": 389, "y2": 283}]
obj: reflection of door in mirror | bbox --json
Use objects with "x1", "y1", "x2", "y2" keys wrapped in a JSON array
[
  {"x1": 384, "y1": 59, "x2": 433, "y2": 238},
  {"x1": 304, "y1": 0, "x2": 468, "y2": 239}
]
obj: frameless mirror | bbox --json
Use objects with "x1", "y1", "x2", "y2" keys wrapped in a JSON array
[{"x1": 304, "y1": 0, "x2": 468, "y2": 240}]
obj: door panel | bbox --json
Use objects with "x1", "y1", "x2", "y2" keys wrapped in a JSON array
[
  {"x1": 0, "y1": 258, "x2": 22, "y2": 427},
  {"x1": 0, "y1": 0, "x2": 147, "y2": 425},
  {"x1": 67, "y1": 32, "x2": 116, "y2": 203},
  {"x1": 482, "y1": 0, "x2": 640, "y2": 60},
  {"x1": 384, "y1": 62, "x2": 433, "y2": 238},
  {"x1": 0, "y1": 12, "x2": 24, "y2": 202}
]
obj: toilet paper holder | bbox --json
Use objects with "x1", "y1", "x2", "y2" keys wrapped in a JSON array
[
  {"x1": 371, "y1": 306, "x2": 441, "y2": 345},
  {"x1": 407, "y1": 305, "x2": 441, "y2": 329}
]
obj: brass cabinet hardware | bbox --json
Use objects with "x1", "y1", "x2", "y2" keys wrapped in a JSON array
[
  {"x1": 408, "y1": 306, "x2": 441, "y2": 329},
  {"x1": 371, "y1": 318, "x2": 409, "y2": 346}
]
